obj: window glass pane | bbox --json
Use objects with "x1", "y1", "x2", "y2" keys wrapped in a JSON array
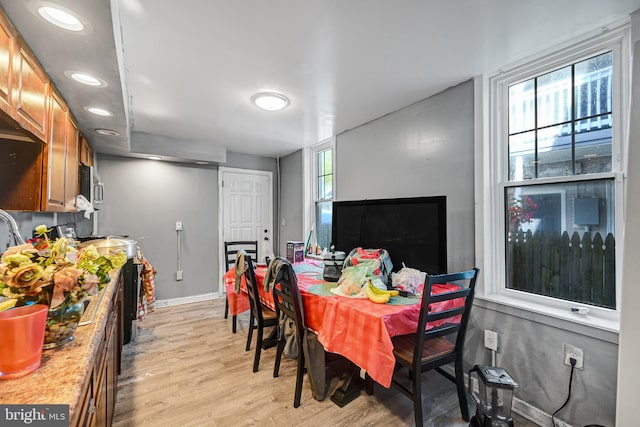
[
  {"x1": 505, "y1": 179, "x2": 616, "y2": 309},
  {"x1": 317, "y1": 151, "x2": 325, "y2": 175},
  {"x1": 575, "y1": 52, "x2": 612, "y2": 119},
  {"x1": 537, "y1": 124, "x2": 573, "y2": 178},
  {"x1": 323, "y1": 149, "x2": 333, "y2": 174},
  {"x1": 508, "y1": 131, "x2": 536, "y2": 180},
  {"x1": 576, "y1": 114, "x2": 612, "y2": 174},
  {"x1": 315, "y1": 201, "x2": 332, "y2": 249},
  {"x1": 537, "y1": 66, "x2": 572, "y2": 128},
  {"x1": 509, "y1": 79, "x2": 535, "y2": 134}
]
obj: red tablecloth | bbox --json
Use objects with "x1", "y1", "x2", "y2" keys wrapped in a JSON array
[{"x1": 223, "y1": 261, "x2": 460, "y2": 388}]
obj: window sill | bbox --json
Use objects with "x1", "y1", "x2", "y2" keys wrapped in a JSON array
[{"x1": 474, "y1": 293, "x2": 619, "y2": 344}]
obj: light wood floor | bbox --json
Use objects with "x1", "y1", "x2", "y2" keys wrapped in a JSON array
[{"x1": 113, "y1": 299, "x2": 538, "y2": 427}]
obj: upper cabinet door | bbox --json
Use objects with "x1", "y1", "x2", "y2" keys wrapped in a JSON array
[
  {"x1": 12, "y1": 39, "x2": 49, "y2": 142},
  {"x1": 0, "y1": 12, "x2": 15, "y2": 116},
  {"x1": 45, "y1": 90, "x2": 67, "y2": 211},
  {"x1": 65, "y1": 118, "x2": 79, "y2": 210}
]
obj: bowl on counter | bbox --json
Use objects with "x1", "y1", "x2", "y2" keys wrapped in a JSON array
[{"x1": 78, "y1": 236, "x2": 138, "y2": 259}]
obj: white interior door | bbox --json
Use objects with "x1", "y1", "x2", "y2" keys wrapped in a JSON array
[{"x1": 218, "y1": 167, "x2": 273, "y2": 294}]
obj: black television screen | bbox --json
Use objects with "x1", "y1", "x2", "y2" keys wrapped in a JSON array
[{"x1": 331, "y1": 196, "x2": 447, "y2": 275}]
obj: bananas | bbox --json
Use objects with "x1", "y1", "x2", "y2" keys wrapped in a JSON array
[
  {"x1": 365, "y1": 280, "x2": 399, "y2": 304},
  {"x1": 0, "y1": 298, "x2": 17, "y2": 312}
]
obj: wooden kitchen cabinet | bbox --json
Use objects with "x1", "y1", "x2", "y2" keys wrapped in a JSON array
[
  {"x1": 42, "y1": 89, "x2": 79, "y2": 212},
  {"x1": 11, "y1": 37, "x2": 49, "y2": 142},
  {"x1": 74, "y1": 274, "x2": 123, "y2": 427},
  {"x1": 66, "y1": 118, "x2": 79, "y2": 210},
  {"x1": 43, "y1": 89, "x2": 67, "y2": 211},
  {"x1": 0, "y1": 11, "x2": 15, "y2": 117},
  {"x1": 80, "y1": 135, "x2": 94, "y2": 166}
]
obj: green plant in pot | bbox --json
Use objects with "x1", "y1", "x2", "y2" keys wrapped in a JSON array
[{"x1": 0, "y1": 225, "x2": 126, "y2": 348}]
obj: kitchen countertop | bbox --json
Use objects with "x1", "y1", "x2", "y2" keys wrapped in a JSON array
[{"x1": 0, "y1": 270, "x2": 120, "y2": 422}]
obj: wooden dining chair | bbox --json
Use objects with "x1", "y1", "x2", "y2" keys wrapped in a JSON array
[
  {"x1": 272, "y1": 260, "x2": 306, "y2": 408},
  {"x1": 244, "y1": 254, "x2": 278, "y2": 372},
  {"x1": 223, "y1": 240, "x2": 258, "y2": 333},
  {"x1": 390, "y1": 268, "x2": 479, "y2": 426}
]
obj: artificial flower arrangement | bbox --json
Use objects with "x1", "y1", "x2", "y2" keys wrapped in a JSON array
[{"x1": 0, "y1": 224, "x2": 126, "y2": 315}]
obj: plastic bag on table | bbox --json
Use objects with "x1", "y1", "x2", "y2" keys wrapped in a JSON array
[
  {"x1": 329, "y1": 264, "x2": 369, "y2": 298},
  {"x1": 391, "y1": 266, "x2": 426, "y2": 296}
]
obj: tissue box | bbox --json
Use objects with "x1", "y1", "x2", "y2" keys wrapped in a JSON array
[{"x1": 286, "y1": 241, "x2": 305, "y2": 263}]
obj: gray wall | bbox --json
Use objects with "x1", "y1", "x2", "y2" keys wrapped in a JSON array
[
  {"x1": 278, "y1": 150, "x2": 304, "y2": 256},
  {"x1": 331, "y1": 79, "x2": 617, "y2": 426},
  {"x1": 336, "y1": 80, "x2": 475, "y2": 273},
  {"x1": 96, "y1": 152, "x2": 277, "y2": 301},
  {"x1": 0, "y1": 211, "x2": 93, "y2": 251}
]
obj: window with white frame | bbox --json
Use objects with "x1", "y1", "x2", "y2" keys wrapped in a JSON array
[
  {"x1": 312, "y1": 141, "x2": 334, "y2": 250},
  {"x1": 486, "y1": 24, "x2": 628, "y2": 320}
]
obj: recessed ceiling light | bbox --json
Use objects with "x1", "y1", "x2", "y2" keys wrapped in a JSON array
[
  {"x1": 65, "y1": 71, "x2": 106, "y2": 87},
  {"x1": 251, "y1": 92, "x2": 289, "y2": 111},
  {"x1": 95, "y1": 128, "x2": 120, "y2": 136},
  {"x1": 148, "y1": 156, "x2": 162, "y2": 161},
  {"x1": 84, "y1": 106, "x2": 113, "y2": 117},
  {"x1": 38, "y1": 6, "x2": 84, "y2": 32}
]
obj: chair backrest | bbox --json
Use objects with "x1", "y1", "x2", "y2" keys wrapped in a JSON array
[
  {"x1": 244, "y1": 254, "x2": 266, "y2": 323},
  {"x1": 415, "y1": 268, "x2": 479, "y2": 360},
  {"x1": 224, "y1": 241, "x2": 258, "y2": 272},
  {"x1": 272, "y1": 261, "x2": 306, "y2": 342}
]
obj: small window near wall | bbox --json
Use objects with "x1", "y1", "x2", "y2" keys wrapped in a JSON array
[{"x1": 312, "y1": 141, "x2": 334, "y2": 251}]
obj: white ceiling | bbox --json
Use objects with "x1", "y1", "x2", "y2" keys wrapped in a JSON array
[{"x1": 2, "y1": 0, "x2": 640, "y2": 162}]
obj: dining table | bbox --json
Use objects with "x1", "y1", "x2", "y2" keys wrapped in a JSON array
[{"x1": 223, "y1": 259, "x2": 462, "y2": 404}]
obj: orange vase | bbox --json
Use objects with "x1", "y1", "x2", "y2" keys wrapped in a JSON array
[{"x1": 0, "y1": 304, "x2": 48, "y2": 380}]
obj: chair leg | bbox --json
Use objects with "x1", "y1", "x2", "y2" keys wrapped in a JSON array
[
  {"x1": 232, "y1": 315, "x2": 237, "y2": 334},
  {"x1": 293, "y1": 345, "x2": 305, "y2": 408},
  {"x1": 253, "y1": 326, "x2": 264, "y2": 373},
  {"x1": 412, "y1": 368, "x2": 423, "y2": 427},
  {"x1": 224, "y1": 296, "x2": 229, "y2": 319},
  {"x1": 273, "y1": 331, "x2": 285, "y2": 378},
  {"x1": 455, "y1": 356, "x2": 470, "y2": 422},
  {"x1": 246, "y1": 313, "x2": 254, "y2": 352}
]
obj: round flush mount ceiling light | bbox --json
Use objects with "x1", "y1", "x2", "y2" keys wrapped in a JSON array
[
  {"x1": 37, "y1": 6, "x2": 84, "y2": 32},
  {"x1": 251, "y1": 92, "x2": 289, "y2": 111},
  {"x1": 84, "y1": 106, "x2": 113, "y2": 117},
  {"x1": 95, "y1": 128, "x2": 120, "y2": 136},
  {"x1": 65, "y1": 71, "x2": 107, "y2": 88}
]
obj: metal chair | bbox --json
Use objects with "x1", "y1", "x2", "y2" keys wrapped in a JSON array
[
  {"x1": 223, "y1": 241, "x2": 258, "y2": 333},
  {"x1": 390, "y1": 268, "x2": 479, "y2": 426}
]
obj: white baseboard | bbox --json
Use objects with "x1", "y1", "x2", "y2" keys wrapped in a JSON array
[
  {"x1": 154, "y1": 292, "x2": 222, "y2": 308},
  {"x1": 513, "y1": 398, "x2": 573, "y2": 427}
]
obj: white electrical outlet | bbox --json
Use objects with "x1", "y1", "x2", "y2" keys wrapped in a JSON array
[
  {"x1": 564, "y1": 344, "x2": 584, "y2": 369},
  {"x1": 176, "y1": 221, "x2": 183, "y2": 231},
  {"x1": 176, "y1": 270, "x2": 183, "y2": 281},
  {"x1": 484, "y1": 330, "x2": 498, "y2": 352}
]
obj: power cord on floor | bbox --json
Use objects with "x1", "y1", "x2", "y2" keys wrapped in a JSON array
[{"x1": 551, "y1": 357, "x2": 576, "y2": 427}]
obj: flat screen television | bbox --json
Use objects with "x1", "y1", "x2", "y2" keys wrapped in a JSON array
[{"x1": 331, "y1": 196, "x2": 447, "y2": 275}]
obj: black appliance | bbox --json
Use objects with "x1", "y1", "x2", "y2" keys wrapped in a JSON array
[
  {"x1": 469, "y1": 365, "x2": 518, "y2": 427},
  {"x1": 121, "y1": 257, "x2": 141, "y2": 344}
]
